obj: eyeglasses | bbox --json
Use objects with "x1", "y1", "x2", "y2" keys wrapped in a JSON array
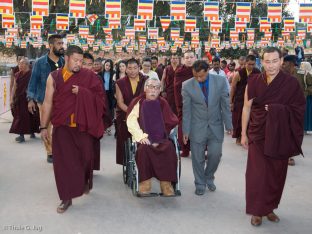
[{"x1": 146, "y1": 84, "x2": 161, "y2": 90}]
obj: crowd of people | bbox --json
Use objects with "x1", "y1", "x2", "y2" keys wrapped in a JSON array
[{"x1": 7, "y1": 34, "x2": 312, "y2": 227}]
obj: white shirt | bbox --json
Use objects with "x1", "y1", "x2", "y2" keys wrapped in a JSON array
[
  {"x1": 209, "y1": 69, "x2": 230, "y2": 92},
  {"x1": 209, "y1": 68, "x2": 226, "y2": 77},
  {"x1": 140, "y1": 70, "x2": 159, "y2": 80}
]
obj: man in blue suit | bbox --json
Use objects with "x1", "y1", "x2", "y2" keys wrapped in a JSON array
[{"x1": 182, "y1": 60, "x2": 232, "y2": 195}]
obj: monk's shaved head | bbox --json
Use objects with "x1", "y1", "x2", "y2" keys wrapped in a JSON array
[
  {"x1": 183, "y1": 50, "x2": 196, "y2": 67},
  {"x1": 144, "y1": 78, "x2": 161, "y2": 100},
  {"x1": 65, "y1": 45, "x2": 84, "y2": 73},
  {"x1": 19, "y1": 58, "x2": 30, "y2": 66},
  {"x1": 18, "y1": 58, "x2": 30, "y2": 72}
]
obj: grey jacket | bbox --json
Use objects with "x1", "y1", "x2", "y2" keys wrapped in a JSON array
[{"x1": 182, "y1": 74, "x2": 232, "y2": 143}]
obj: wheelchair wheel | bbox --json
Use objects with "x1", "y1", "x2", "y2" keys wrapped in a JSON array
[
  {"x1": 131, "y1": 169, "x2": 138, "y2": 196},
  {"x1": 127, "y1": 159, "x2": 133, "y2": 187},
  {"x1": 127, "y1": 140, "x2": 135, "y2": 187},
  {"x1": 122, "y1": 140, "x2": 129, "y2": 184},
  {"x1": 178, "y1": 153, "x2": 181, "y2": 178}
]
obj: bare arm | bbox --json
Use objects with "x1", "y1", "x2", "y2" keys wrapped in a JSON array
[
  {"x1": 230, "y1": 72, "x2": 240, "y2": 105},
  {"x1": 40, "y1": 75, "x2": 54, "y2": 143},
  {"x1": 9, "y1": 70, "x2": 15, "y2": 94},
  {"x1": 241, "y1": 86, "x2": 253, "y2": 149},
  {"x1": 10, "y1": 76, "x2": 16, "y2": 105},
  {"x1": 160, "y1": 67, "x2": 167, "y2": 91},
  {"x1": 41, "y1": 75, "x2": 54, "y2": 127},
  {"x1": 115, "y1": 83, "x2": 128, "y2": 112}
]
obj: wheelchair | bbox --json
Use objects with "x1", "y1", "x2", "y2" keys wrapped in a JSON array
[{"x1": 122, "y1": 132, "x2": 181, "y2": 197}]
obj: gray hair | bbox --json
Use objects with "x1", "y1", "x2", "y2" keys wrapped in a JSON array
[
  {"x1": 144, "y1": 77, "x2": 160, "y2": 87},
  {"x1": 19, "y1": 58, "x2": 30, "y2": 66}
]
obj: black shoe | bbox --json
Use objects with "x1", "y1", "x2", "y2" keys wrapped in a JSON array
[
  {"x1": 30, "y1": 133, "x2": 36, "y2": 139},
  {"x1": 15, "y1": 135, "x2": 25, "y2": 143},
  {"x1": 47, "y1": 155, "x2": 53, "y2": 163},
  {"x1": 195, "y1": 188, "x2": 205, "y2": 196}
]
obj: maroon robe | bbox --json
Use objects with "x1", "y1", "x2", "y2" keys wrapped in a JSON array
[
  {"x1": 164, "y1": 64, "x2": 180, "y2": 115},
  {"x1": 9, "y1": 70, "x2": 40, "y2": 135},
  {"x1": 174, "y1": 65, "x2": 193, "y2": 155},
  {"x1": 95, "y1": 88, "x2": 111, "y2": 171},
  {"x1": 127, "y1": 95, "x2": 178, "y2": 182},
  {"x1": 155, "y1": 64, "x2": 164, "y2": 80},
  {"x1": 232, "y1": 68, "x2": 260, "y2": 138},
  {"x1": 115, "y1": 74, "x2": 147, "y2": 165},
  {"x1": 246, "y1": 71, "x2": 305, "y2": 216},
  {"x1": 51, "y1": 68, "x2": 105, "y2": 200}
]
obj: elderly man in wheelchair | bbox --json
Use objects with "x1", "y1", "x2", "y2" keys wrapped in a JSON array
[{"x1": 126, "y1": 77, "x2": 179, "y2": 196}]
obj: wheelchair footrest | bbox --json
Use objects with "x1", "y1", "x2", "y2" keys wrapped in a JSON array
[
  {"x1": 159, "y1": 190, "x2": 181, "y2": 197},
  {"x1": 137, "y1": 192, "x2": 159, "y2": 197}
]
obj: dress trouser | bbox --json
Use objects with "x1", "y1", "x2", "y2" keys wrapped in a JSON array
[
  {"x1": 190, "y1": 128, "x2": 223, "y2": 190},
  {"x1": 38, "y1": 103, "x2": 53, "y2": 155}
]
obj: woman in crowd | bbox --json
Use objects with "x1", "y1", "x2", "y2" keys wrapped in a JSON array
[
  {"x1": 103, "y1": 59, "x2": 116, "y2": 136},
  {"x1": 299, "y1": 62, "x2": 312, "y2": 134},
  {"x1": 113, "y1": 60, "x2": 127, "y2": 81}
]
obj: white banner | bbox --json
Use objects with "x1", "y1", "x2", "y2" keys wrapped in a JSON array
[{"x1": 0, "y1": 76, "x2": 10, "y2": 115}]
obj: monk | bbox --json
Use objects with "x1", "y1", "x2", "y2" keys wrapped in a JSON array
[
  {"x1": 82, "y1": 52, "x2": 111, "y2": 171},
  {"x1": 40, "y1": 45, "x2": 106, "y2": 213},
  {"x1": 127, "y1": 77, "x2": 178, "y2": 196},
  {"x1": 174, "y1": 50, "x2": 196, "y2": 157},
  {"x1": 151, "y1": 56, "x2": 165, "y2": 80},
  {"x1": 10, "y1": 56, "x2": 24, "y2": 94},
  {"x1": 10, "y1": 58, "x2": 40, "y2": 142},
  {"x1": 241, "y1": 47, "x2": 306, "y2": 226},
  {"x1": 230, "y1": 55, "x2": 260, "y2": 145},
  {"x1": 235, "y1": 56, "x2": 246, "y2": 71},
  {"x1": 115, "y1": 58, "x2": 147, "y2": 165},
  {"x1": 160, "y1": 53, "x2": 180, "y2": 115}
]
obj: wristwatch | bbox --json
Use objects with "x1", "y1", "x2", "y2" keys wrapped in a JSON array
[{"x1": 39, "y1": 126, "x2": 47, "y2": 131}]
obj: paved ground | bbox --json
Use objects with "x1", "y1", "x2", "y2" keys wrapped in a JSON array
[{"x1": 0, "y1": 111, "x2": 312, "y2": 234}]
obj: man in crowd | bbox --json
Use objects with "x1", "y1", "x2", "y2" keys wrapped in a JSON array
[
  {"x1": 182, "y1": 60, "x2": 232, "y2": 196},
  {"x1": 27, "y1": 34, "x2": 65, "y2": 163},
  {"x1": 236, "y1": 56, "x2": 246, "y2": 71},
  {"x1": 230, "y1": 55, "x2": 260, "y2": 145},
  {"x1": 127, "y1": 77, "x2": 178, "y2": 196},
  {"x1": 221, "y1": 60, "x2": 229, "y2": 75},
  {"x1": 248, "y1": 49, "x2": 262, "y2": 70},
  {"x1": 82, "y1": 52, "x2": 94, "y2": 70},
  {"x1": 209, "y1": 57, "x2": 226, "y2": 77},
  {"x1": 160, "y1": 53, "x2": 180, "y2": 115},
  {"x1": 115, "y1": 58, "x2": 147, "y2": 165},
  {"x1": 40, "y1": 45, "x2": 106, "y2": 213},
  {"x1": 282, "y1": 55, "x2": 310, "y2": 166},
  {"x1": 93, "y1": 58, "x2": 103, "y2": 76},
  {"x1": 295, "y1": 44, "x2": 305, "y2": 66},
  {"x1": 151, "y1": 56, "x2": 165, "y2": 80},
  {"x1": 140, "y1": 57, "x2": 159, "y2": 80},
  {"x1": 10, "y1": 55, "x2": 24, "y2": 95},
  {"x1": 241, "y1": 47, "x2": 306, "y2": 226},
  {"x1": 10, "y1": 58, "x2": 40, "y2": 142},
  {"x1": 174, "y1": 50, "x2": 196, "y2": 157},
  {"x1": 82, "y1": 52, "x2": 110, "y2": 171}
]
